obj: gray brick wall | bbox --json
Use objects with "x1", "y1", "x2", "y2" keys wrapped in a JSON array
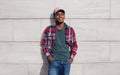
[{"x1": 0, "y1": 0, "x2": 120, "y2": 75}]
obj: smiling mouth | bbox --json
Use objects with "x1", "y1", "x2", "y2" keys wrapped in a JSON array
[
  {"x1": 59, "y1": 18, "x2": 64, "y2": 21},
  {"x1": 55, "y1": 21, "x2": 63, "y2": 25}
]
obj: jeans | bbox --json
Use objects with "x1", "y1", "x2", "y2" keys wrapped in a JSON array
[{"x1": 48, "y1": 59, "x2": 71, "y2": 75}]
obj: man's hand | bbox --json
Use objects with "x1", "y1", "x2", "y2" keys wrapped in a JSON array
[
  {"x1": 68, "y1": 58, "x2": 73, "y2": 63},
  {"x1": 47, "y1": 55, "x2": 54, "y2": 61}
]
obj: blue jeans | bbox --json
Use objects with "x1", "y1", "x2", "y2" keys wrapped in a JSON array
[{"x1": 48, "y1": 59, "x2": 71, "y2": 75}]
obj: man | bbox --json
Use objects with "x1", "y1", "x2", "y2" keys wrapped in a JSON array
[{"x1": 41, "y1": 7, "x2": 78, "y2": 75}]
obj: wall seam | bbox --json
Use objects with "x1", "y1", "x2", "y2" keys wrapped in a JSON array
[{"x1": 110, "y1": 0, "x2": 111, "y2": 19}]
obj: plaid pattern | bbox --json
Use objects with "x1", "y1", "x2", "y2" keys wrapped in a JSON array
[{"x1": 41, "y1": 23, "x2": 78, "y2": 59}]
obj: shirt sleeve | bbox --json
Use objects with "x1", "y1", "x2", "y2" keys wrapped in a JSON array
[
  {"x1": 41, "y1": 26, "x2": 50, "y2": 57},
  {"x1": 70, "y1": 28, "x2": 78, "y2": 59}
]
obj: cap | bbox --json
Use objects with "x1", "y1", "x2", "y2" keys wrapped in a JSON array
[{"x1": 53, "y1": 7, "x2": 65, "y2": 16}]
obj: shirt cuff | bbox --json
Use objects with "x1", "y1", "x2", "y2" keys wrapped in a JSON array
[
  {"x1": 46, "y1": 52, "x2": 50, "y2": 57},
  {"x1": 70, "y1": 54, "x2": 74, "y2": 59}
]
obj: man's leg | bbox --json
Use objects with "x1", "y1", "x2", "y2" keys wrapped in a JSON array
[
  {"x1": 63, "y1": 61, "x2": 71, "y2": 75},
  {"x1": 48, "y1": 59, "x2": 60, "y2": 75}
]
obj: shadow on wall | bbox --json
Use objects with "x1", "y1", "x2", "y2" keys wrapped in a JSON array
[{"x1": 39, "y1": 13, "x2": 54, "y2": 75}]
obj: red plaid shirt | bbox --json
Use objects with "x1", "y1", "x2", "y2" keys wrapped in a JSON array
[{"x1": 41, "y1": 23, "x2": 78, "y2": 59}]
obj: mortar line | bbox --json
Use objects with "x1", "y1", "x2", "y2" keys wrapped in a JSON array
[
  {"x1": 110, "y1": 0, "x2": 111, "y2": 19},
  {"x1": 27, "y1": 64, "x2": 30, "y2": 75},
  {"x1": 0, "y1": 40, "x2": 120, "y2": 42},
  {"x1": 0, "y1": 62, "x2": 120, "y2": 64},
  {"x1": 82, "y1": 64, "x2": 84, "y2": 75},
  {"x1": 109, "y1": 41, "x2": 111, "y2": 63},
  {"x1": 0, "y1": 18, "x2": 120, "y2": 20},
  {"x1": 12, "y1": 21, "x2": 14, "y2": 42}
]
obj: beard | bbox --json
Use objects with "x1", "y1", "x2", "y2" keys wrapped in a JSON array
[{"x1": 55, "y1": 20, "x2": 64, "y2": 25}]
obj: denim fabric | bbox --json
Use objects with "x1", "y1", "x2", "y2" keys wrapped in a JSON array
[{"x1": 48, "y1": 59, "x2": 71, "y2": 75}]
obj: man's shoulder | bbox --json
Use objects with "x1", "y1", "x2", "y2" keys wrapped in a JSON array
[
  {"x1": 65, "y1": 23, "x2": 74, "y2": 30},
  {"x1": 44, "y1": 25, "x2": 56, "y2": 32},
  {"x1": 47, "y1": 25, "x2": 56, "y2": 28},
  {"x1": 45, "y1": 25, "x2": 55, "y2": 29}
]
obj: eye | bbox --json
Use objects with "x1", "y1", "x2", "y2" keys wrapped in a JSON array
[{"x1": 56, "y1": 14, "x2": 59, "y2": 16}]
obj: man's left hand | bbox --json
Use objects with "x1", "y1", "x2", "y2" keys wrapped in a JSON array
[{"x1": 67, "y1": 58, "x2": 73, "y2": 63}]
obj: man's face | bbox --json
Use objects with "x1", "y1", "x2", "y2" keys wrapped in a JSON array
[{"x1": 54, "y1": 11, "x2": 65, "y2": 23}]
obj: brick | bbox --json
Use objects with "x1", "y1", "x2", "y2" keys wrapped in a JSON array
[
  {"x1": 13, "y1": 20, "x2": 41, "y2": 41},
  {"x1": 71, "y1": 19, "x2": 98, "y2": 41},
  {"x1": 0, "y1": 64, "x2": 28, "y2": 75},
  {"x1": 73, "y1": 42, "x2": 109, "y2": 63},
  {"x1": 56, "y1": 0, "x2": 109, "y2": 18},
  {"x1": 111, "y1": 0, "x2": 120, "y2": 18},
  {"x1": 0, "y1": 0, "x2": 55, "y2": 18},
  {"x1": 84, "y1": 63, "x2": 120, "y2": 75},
  {"x1": 110, "y1": 42, "x2": 120, "y2": 62},
  {"x1": 0, "y1": 20, "x2": 13, "y2": 41},
  {"x1": 98, "y1": 20, "x2": 120, "y2": 41},
  {"x1": 70, "y1": 64, "x2": 83, "y2": 75},
  {"x1": 0, "y1": 42, "x2": 44, "y2": 64}
]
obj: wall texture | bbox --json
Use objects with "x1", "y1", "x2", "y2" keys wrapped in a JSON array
[{"x1": 0, "y1": 0, "x2": 120, "y2": 75}]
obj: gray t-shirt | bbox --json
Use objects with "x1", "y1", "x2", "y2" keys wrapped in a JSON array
[{"x1": 52, "y1": 25, "x2": 70, "y2": 61}]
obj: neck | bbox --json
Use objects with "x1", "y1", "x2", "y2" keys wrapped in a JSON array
[{"x1": 56, "y1": 22, "x2": 64, "y2": 29}]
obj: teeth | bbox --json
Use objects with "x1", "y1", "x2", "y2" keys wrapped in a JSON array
[{"x1": 60, "y1": 18, "x2": 62, "y2": 20}]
